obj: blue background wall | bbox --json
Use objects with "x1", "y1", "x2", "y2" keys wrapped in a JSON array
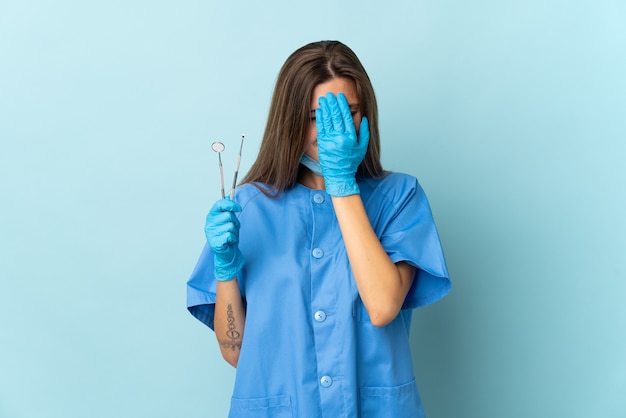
[{"x1": 1, "y1": 1, "x2": 624, "y2": 417}]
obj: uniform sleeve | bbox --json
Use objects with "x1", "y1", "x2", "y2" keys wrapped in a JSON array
[
  {"x1": 186, "y1": 243, "x2": 219, "y2": 330},
  {"x1": 378, "y1": 175, "x2": 451, "y2": 309}
]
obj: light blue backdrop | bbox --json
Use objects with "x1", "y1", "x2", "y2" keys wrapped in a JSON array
[{"x1": 1, "y1": 1, "x2": 624, "y2": 417}]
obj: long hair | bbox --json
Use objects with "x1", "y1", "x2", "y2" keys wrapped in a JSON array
[{"x1": 241, "y1": 40, "x2": 383, "y2": 196}]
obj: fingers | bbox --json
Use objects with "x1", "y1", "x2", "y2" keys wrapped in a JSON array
[
  {"x1": 336, "y1": 93, "x2": 356, "y2": 132},
  {"x1": 315, "y1": 107, "x2": 324, "y2": 139},
  {"x1": 207, "y1": 222, "x2": 239, "y2": 252},
  {"x1": 206, "y1": 213, "x2": 240, "y2": 252},
  {"x1": 318, "y1": 95, "x2": 334, "y2": 134},
  {"x1": 326, "y1": 92, "x2": 344, "y2": 132},
  {"x1": 207, "y1": 209, "x2": 240, "y2": 230},
  {"x1": 317, "y1": 92, "x2": 356, "y2": 137},
  {"x1": 206, "y1": 198, "x2": 242, "y2": 253},
  {"x1": 210, "y1": 198, "x2": 242, "y2": 215}
]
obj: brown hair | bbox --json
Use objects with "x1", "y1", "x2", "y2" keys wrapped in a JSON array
[{"x1": 241, "y1": 40, "x2": 384, "y2": 196}]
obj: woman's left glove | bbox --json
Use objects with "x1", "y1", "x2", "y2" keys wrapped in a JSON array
[
  {"x1": 204, "y1": 198, "x2": 244, "y2": 281},
  {"x1": 316, "y1": 92, "x2": 370, "y2": 197}
]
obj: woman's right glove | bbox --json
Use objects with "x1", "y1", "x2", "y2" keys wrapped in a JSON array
[{"x1": 204, "y1": 198, "x2": 244, "y2": 281}]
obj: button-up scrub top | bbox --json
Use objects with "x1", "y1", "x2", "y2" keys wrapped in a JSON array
[{"x1": 187, "y1": 172, "x2": 451, "y2": 418}]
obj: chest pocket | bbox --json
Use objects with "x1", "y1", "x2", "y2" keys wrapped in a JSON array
[{"x1": 229, "y1": 395, "x2": 292, "y2": 418}]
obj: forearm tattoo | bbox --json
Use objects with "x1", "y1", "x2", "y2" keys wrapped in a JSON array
[{"x1": 221, "y1": 303, "x2": 242, "y2": 351}]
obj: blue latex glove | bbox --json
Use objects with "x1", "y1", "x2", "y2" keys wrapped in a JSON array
[
  {"x1": 316, "y1": 92, "x2": 370, "y2": 197},
  {"x1": 204, "y1": 198, "x2": 244, "y2": 281}
]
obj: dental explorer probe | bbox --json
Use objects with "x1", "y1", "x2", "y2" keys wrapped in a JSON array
[{"x1": 230, "y1": 134, "x2": 245, "y2": 200}]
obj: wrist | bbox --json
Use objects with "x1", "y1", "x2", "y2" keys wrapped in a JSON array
[
  {"x1": 216, "y1": 273, "x2": 237, "y2": 282},
  {"x1": 214, "y1": 249, "x2": 244, "y2": 281},
  {"x1": 324, "y1": 176, "x2": 359, "y2": 197}
]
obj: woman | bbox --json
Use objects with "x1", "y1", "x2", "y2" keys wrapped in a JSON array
[{"x1": 187, "y1": 40, "x2": 450, "y2": 418}]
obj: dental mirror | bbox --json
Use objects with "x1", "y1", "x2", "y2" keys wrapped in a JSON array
[{"x1": 211, "y1": 141, "x2": 226, "y2": 198}]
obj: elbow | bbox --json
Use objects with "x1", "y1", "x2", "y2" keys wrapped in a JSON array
[
  {"x1": 218, "y1": 339, "x2": 242, "y2": 367},
  {"x1": 370, "y1": 318, "x2": 389, "y2": 328},
  {"x1": 368, "y1": 305, "x2": 401, "y2": 327},
  {"x1": 221, "y1": 350, "x2": 240, "y2": 368}
]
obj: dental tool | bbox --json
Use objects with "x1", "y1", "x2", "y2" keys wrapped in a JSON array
[
  {"x1": 230, "y1": 134, "x2": 245, "y2": 200},
  {"x1": 211, "y1": 141, "x2": 226, "y2": 199}
]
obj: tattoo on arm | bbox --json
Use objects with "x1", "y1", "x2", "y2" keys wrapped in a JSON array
[{"x1": 221, "y1": 303, "x2": 242, "y2": 351}]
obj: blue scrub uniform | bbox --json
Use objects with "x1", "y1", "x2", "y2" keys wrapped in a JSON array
[{"x1": 187, "y1": 172, "x2": 450, "y2": 418}]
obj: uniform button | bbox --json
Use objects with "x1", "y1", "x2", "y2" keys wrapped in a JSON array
[
  {"x1": 312, "y1": 248, "x2": 324, "y2": 258},
  {"x1": 313, "y1": 193, "x2": 325, "y2": 204},
  {"x1": 320, "y1": 376, "x2": 333, "y2": 388},
  {"x1": 314, "y1": 310, "x2": 327, "y2": 322}
]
